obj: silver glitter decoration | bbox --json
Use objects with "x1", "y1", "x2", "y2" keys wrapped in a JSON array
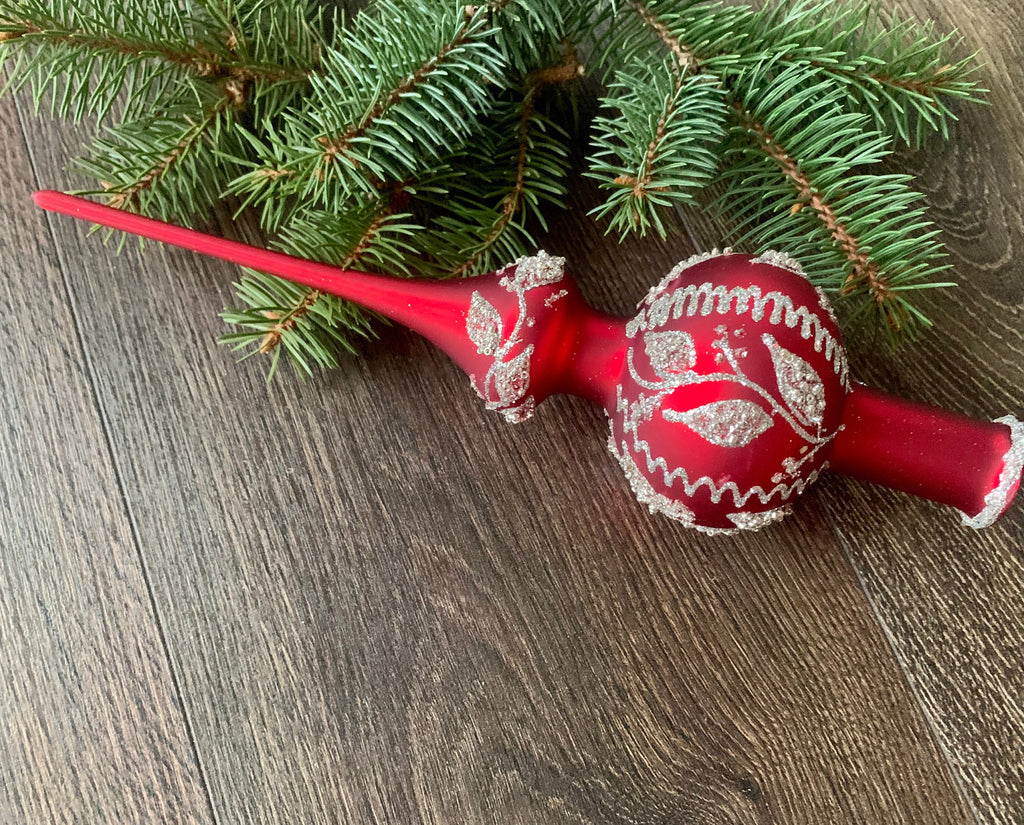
[
  {"x1": 641, "y1": 248, "x2": 731, "y2": 308},
  {"x1": 614, "y1": 268, "x2": 847, "y2": 524},
  {"x1": 608, "y1": 428, "x2": 795, "y2": 534},
  {"x1": 663, "y1": 399, "x2": 774, "y2": 448},
  {"x1": 470, "y1": 250, "x2": 567, "y2": 424},
  {"x1": 763, "y1": 332, "x2": 826, "y2": 427},
  {"x1": 726, "y1": 507, "x2": 791, "y2": 530},
  {"x1": 609, "y1": 439, "x2": 696, "y2": 525},
  {"x1": 751, "y1": 249, "x2": 806, "y2": 277},
  {"x1": 618, "y1": 275, "x2": 843, "y2": 519},
  {"x1": 644, "y1": 330, "x2": 696, "y2": 379},
  {"x1": 503, "y1": 396, "x2": 536, "y2": 424},
  {"x1": 495, "y1": 250, "x2": 845, "y2": 529},
  {"x1": 615, "y1": 345, "x2": 832, "y2": 515},
  {"x1": 627, "y1": 411, "x2": 829, "y2": 508},
  {"x1": 491, "y1": 347, "x2": 532, "y2": 407},
  {"x1": 626, "y1": 279, "x2": 849, "y2": 389},
  {"x1": 466, "y1": 292, "x2": 502, "y2": 355},
  {"x1": 629, "y1": 393, "x2": 661, "y2": 424},
  {"x1": 751, "y1": 248, "x2": 841, "y2": 332},
  {"x1": 813, "y1": 285, "x2": 839, "y2": 325},
  {"x1": 960, "y1": 415, "x2": 1024, "y2": 529},
  {"x1": 544, "y1": 289, "x2": 569, "y2": 307}
]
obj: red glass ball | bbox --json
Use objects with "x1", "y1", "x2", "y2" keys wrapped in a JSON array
[{"x1": 607, "y1": 251, "x2": 850, "y2": 534}]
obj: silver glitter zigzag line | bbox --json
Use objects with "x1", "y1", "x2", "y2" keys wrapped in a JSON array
[
  {"x1": 626, "y1": 283, "x2": 849, "y2": 388},
  {"x1": 613, "y1": 388, "x2": 828, "y2": 509}
]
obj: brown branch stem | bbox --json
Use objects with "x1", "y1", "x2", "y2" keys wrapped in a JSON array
[
  {"x1": 319, "y1": 20, "x2": 475, "y2": 164},
  {"x1": 618, "y1": 1, "x2": 699, "y2": 208},
  {"x1": 0, "y1": 22, "x2": 310, "y2": 84},
  {"x1": 105, "y1": 97, "x2": 233, "y2": 211},
  {"x1": 730, "y1": 101, "x2": 892, "y2": 308},
  {"x1": 449, "y1": 51, "x2": 583, "y2": 278},
  {"x1": 814, "y1": 59, "x2": 955, "y2": 99},
  {"x1": 629, "y1": 0, "x2": 697, "y2": 73},
  {"x1": 258, "y1": 208, "x2": 394, "y2": 355}
]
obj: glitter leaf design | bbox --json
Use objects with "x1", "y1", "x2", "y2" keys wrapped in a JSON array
[
  {"x1": 763, "y1": 333, "x2": 825, "y2": 426},
  {"x1": 644, "y1": 330, "x2": 696, "y2": 379},
  {"x1": 492, "y1": 348, "x2": 532, "y2": 405},
  {"x1": 466, "y1": 292, "x2": 503, "y2": 355},
  {"x1": 663, "y1": 399, "x2": 773, "y2": 447}
]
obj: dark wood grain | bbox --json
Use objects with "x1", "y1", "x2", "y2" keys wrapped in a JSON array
[
  {"x1": 6, "y1": 1, "x2": 1020, "y2": 823},
  {"x1": 13, "y1": 115, "x2": 977, "y2": 825},
  {"x1": 826, "y1": 1, "x2": 1024, "y2": 821},
  {"x1": 678, "y1": 2, "x2": 1024, "y2": 822},
  {"x1": 0, "y1": 98, "x2": 213, "y2": 822}
]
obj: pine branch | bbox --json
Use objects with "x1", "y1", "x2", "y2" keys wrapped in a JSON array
[
  {"x1": 0, "y1": 0, "x2": 314, "y2": 122},
  {"x1": 730, "y1": 99, "x2": 888, "y2": 301},
  {"x1": 587, "y1": 0, "x2": 735, "y2": 236},
  {"x1": 587, "y1": 61, "x2": 727, "y2": 237},
  {"x1": 222, "y1": 3, "x2": 581, "y2": 374},
  {"x1": 220, "y1": 197, "x2": 422, "y2": 377},
  {"x1": 628, "y1": 0, "x2": 697, "y2": 72},
  {"x1": 480, "y1": 0, "x2": 588, "y2": 75},
  {"x1": 591, "y1": 0, "x2": 965, "y2": 334},
  {"x1": 1, "y1": 0, "x2": 984, "y2": 369},
  {"x1": 255, "y1": 205, "x2": 398, "y2": 357},
  {"x1": 233, "y1": 2, "x2": 506, "y2": 213},
  {"x1": 718, "y1": 61, "x2": 949, "y2": 336},
  {"x1": 597, "y1": 0, "x2": 980, "y2": 155},
  {"x1": 74, "y1": 92, "x2": 238, "y2": 220},
  {"x1": 592, "y1": 0, "x2": 756, "y2": 77},
  {"x1": 446, "y1": 53, "x2": 579, "y2": 277},
  {"x1": 317, "y1": 31, "x2": 472, "y2": 161},
  {"x1": 0, "y1": 20, "x2": 309, "y2": 82},
  {"x1": 715, "y1": 0, "x2": 982, "y2": 144}
]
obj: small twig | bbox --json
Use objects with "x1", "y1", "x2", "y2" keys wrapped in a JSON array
[
  {"x1": 525, "y1": 51, "x2": 585, "y2": 87},
  {"x1": 0, "y1": 22, "x2": 311, "y2": 84},
  {"x1": 257, "y1": 288, "x2": 320, "y2": 353},
  {"x1": 623, "y1": 2, "x2": 699, "y2": 211},
  {"x1": 630, "y1": 0, "x2": 698, "y2": 73},
  {"x1": 450, "y1": 51, "x2": 583, "y2": 277},
  {"x1": 319, "y1": 20, "x2": 475, "y2": 164},
  {"x1": 105, "y1": 97, "x2": 233, "y2": 211},
  {"x1": 633, "y1": 93, "x2": 675, "y2": 207},
  {"x1": 258, "y1": 208, "x2": 393, "y2": 356},
  {"x1": 731, "y1": 101, "x2": 893, "y2": 310},
  {"x1": 828, "y1": 61, "x2": 956, "y2": 98}
]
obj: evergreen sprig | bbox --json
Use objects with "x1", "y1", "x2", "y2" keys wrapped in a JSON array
[
  {"x1": 423, "y1": 70, "x2": 576, "y2": 277},
  {"x1": 733, "y1": 0, "x2": 980, "y2": 144},
  {"x1": 720, "y1": 59, "x2": 948, "y2": 336},
  {"x1": 217, "y1": 5, "x2": 577, "y2": 370},
  {"x1": 73, "y1": 91, "x2": 240, "y2": 221},
  {"x1": 588, "y1": 0, "x2": 978, "y2": 333},
  {"x1": 587, "y1": 60, "x2": 728, "y2": 237},
  {"x1": 220, "y1": 198, "x2": 422, "y2": 378},
  {"x1": 0, "y1": 0, "x2": 984, "y2": 376},
  {"x1": 230, "y1": 3, "x2": 506, "y2": 216}
]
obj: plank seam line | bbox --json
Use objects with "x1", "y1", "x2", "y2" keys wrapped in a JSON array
[
  {"x1": 835, "y1": 527, "x2": 983, "y2": 825},
  {"x1": 12, "y1": 93, "x2": 222, "y2": 825}
]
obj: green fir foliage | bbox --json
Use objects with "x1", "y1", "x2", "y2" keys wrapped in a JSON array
[
  {"x1": 220, "y1": 199, "x2": 422, "y2": 378},
  {"x1": 0, "y1": 0, "x2": 983, "y2": 375},
  {"x1": 233, "y1": 3, "x2": 506, "y2": 212},
  {"x1": 591, "y1": 0, "x2": 979, "y2": 336},
  {"x1": 587, "y1": 62, "x2": 728, "y2": 237},
  {"x1": 718, "y1": 59, "x2": 948, "y2": 337}
]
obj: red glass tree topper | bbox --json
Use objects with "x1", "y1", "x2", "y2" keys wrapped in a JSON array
[{"x1": 35, "y1": 190, "x2": 1022, "y2": 535}]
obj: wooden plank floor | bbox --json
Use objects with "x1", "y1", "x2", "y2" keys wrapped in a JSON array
[{"x1": 2, "y1": 1, "x2": 1019, "y2": 823}]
